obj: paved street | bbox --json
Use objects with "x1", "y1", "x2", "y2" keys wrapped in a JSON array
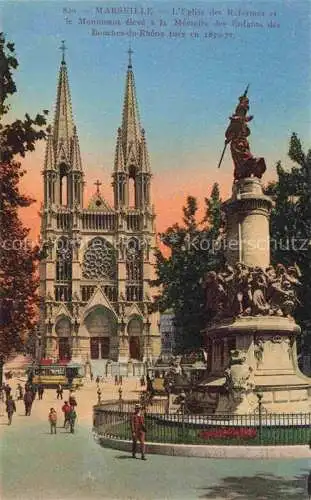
[{"x1": 1, "y1": 379, "x2": 310, "y2": 500}]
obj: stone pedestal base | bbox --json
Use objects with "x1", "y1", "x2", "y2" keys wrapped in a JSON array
[
  {"x1": 216, "y1": 391, "x2": 258, "y2": 415},
  {"x1": 196, "y1": 316, "x2": 311, "y2": 414}
]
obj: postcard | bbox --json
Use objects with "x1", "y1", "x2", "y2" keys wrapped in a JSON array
[{"x1": 1, "y1": 1, "x2": 310, "y2": 499}]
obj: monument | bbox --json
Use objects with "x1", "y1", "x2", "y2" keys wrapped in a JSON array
[{"x1": 194, "y1": 88, "x2": 311, "y2": 414}]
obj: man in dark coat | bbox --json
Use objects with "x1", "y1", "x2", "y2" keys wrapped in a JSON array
[
  {"x1": 24, "y1": 390, "x2": 33, "y2": 416},
  {"x1": 56, "y1": 384, "x2": 63, "y2": 400},
  {"x1": 37, "y1": 384, "x2": 44, "y2": 400},
  {"x1": 17, "y1": 383, "x2": 24, "y2": 400},
  {"x1": 31, "y1": 384, "x2": 37, "y2": 401},
  {"x1": 4, "y1": 384, "x2": 11, "y2": 401},
  {"x1": 68, "y1": 406, "x2": 77, "y2": 434},
  {"x1": 6, "y1": 395, "x2": 16, "y2": 425}
]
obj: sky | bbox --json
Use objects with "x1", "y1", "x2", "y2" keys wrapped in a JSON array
[{"x1": 1, "y1": 0, "x2": 311, "y2": 241}]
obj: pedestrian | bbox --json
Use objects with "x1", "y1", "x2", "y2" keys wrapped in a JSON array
[
  {"x1": 48, "y1": 408, "x2": 57, "y2": 434},
  {"x1": 140, "y1": 376, "x2": 145, "y2": 387},
  {"x1": 15, "y1": 386, "x2": 20, "y2": 400},
  {"x1": 38, "y1": 384, "x2": 44, "y2": 400},
  {"x1": 131, "y1": 404, "x2": 147, "y2": 460},
  {"x1": 119, "y1": 375, "x2": 123, "y2": 386},
  {"x1": 62, "y1": 401, "x2": 71, "y2": 428},
  {"x1": 56, "y1": 384, "x2": 63, "y2": 400},
  {"x1": 90, "y1": 372, "x2": 94, "y2": 382},
  {"x1": 114, "y1": 374, "x2": 118, "y2": 386},
  {"x1": 4, "y1": 384, "x2": 11, "y2": 401},
  {"x1": 23, "y1": 389, "x2": 33, "y2": 416},
  {"x1": 31, "y1": 384, "x2": 37, "y2": 401},
  {"x1": 97, "y1": 386, "x2": 102, "y2": 404},
  {"x1": 17, "y1": 383, "x2": 24, "y2": 400},
  {"x1": 68, "y1": 406, "x2": 77, "y2": 433},
  {"x1": 146, "y1": 375, "x2": 154, "y2": 396},
  {"x1": 6, "y1": 395, "x2": 16, "y2": 425},
  {"x1": 95, "y1": 375, "x2": 100, "y2": 384},
  {"x1": 69, "y1": 392, "x2": 77, "y2": 408}
]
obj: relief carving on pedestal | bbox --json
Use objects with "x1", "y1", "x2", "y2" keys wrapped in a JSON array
[{"x1": 224, "y1": 350, "x2": 255, "y2": 397}]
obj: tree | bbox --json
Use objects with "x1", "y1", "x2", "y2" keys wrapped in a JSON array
[
  {"x1": 0, "y1": 33, "x2": 48, "y2": 356},
  {"x1": 153, "y1": 184, "x2": 223, "y2": 352},
  {"x1": 265, "y1": 133, "x2": 311, "y2": 352}
]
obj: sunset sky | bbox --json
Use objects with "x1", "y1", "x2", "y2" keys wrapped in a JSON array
[{"x1": 2, "y1": 0, "x2": 311, "y2": 242}]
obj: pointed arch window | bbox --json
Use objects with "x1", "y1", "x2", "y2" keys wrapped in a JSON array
[
  {"x1": 126, "y1": 238, "x2": 143, "y2": 281},
  {"x1": 59, "y1": 163, "x2": 69, "y2": 206},
  {"x1": 128, "y1": 177, "x2": 136, "y2": 208}
]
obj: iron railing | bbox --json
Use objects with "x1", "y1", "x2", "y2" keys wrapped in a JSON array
[{"x1": 93, "y1": 401, "x2": 311, "y2": 446}]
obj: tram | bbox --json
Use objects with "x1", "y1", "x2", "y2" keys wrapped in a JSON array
[{"x1": 29, "y1": 359, "x2": 85, "y2": 388}]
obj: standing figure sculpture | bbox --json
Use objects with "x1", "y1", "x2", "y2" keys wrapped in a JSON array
[{"x1": 219, "y1": 87, "x2": 266, "y2": 180}]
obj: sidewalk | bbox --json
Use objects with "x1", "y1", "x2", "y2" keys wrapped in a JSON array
[{"x1": 0, "y1": 377, "x2": 142, "y2": 428}]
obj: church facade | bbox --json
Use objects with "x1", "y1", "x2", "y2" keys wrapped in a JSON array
[{"x1": 39, "y1": 48, "x2": 161, "y2": 364}]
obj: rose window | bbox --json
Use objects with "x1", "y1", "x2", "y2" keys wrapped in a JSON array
[{"x1": 82, "y1": 238, "x2": 116, "y2": 280}]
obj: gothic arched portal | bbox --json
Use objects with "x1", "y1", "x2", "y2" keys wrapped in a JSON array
[
  {"x1": 55, "y1": 317, "x2": 71, "y2": 360},
  {"x1": 128, "y1": 316, "x2": 143, "y2": 361},
  {"x1": 84, "y1": 306, "x2": 116, "y2": 360}
]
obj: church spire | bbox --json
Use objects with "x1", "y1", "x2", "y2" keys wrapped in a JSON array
[
  {"x1": 43, "y1": 43, "x2": 84, "y2": 208},
  {"x1": 53, "y1": 41, "x2": 76, "y2": 163},
  {"x1": 120, "y1": 47, "x2": 142, "y2": 164},
  {"x1": 113, "y1": 50, "x2": 152, "y2": 209}
]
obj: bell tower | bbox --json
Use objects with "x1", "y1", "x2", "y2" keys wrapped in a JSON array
[
  {"x1": 43, "y1": 41, "x2": 84, "y2": 211},
  {"x1": 113, "y1": 48, "x2": 151, "y2": 211},
  {"x1": 40, "y1": 41, "x2": 84, "y2": 360},
  {"x1": 112, "y1": 48, "x2": 160, "y2": 362}
]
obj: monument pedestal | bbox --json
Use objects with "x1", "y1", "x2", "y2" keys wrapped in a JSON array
[
  {"x1": 199, "y1": 316, "x2": 311, "y2": 414},
  {"x1": 195, "y1": 177, "x2": 311, "y2": 414}
]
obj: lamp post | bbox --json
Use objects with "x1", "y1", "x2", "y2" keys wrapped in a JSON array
[
  {"x1": 36, "y1": 332, "x2": 42, "y2": 362},
  {"x1": 145, "y1": 316, "x2": 151, "y2": 364},
  {"x1": 179, "y1": 390, "x2": 186, "y2": 441},
  {"x1": 256, "y1": 391, "x2": 263, "y2": 445}
]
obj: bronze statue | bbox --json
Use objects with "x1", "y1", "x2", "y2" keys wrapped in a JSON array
[
  {"x1": 249, "y1": 268, "x2": 270, "y2": 315},
  {"x1": 218, "y1": 87, "x2": 266, "y2": 180},
  {"x1": 203, "y1": 262, "x2": 301, "y2": 323},
  {"x1": 203, "y1": 271, "x2": 227, "y2": 320}
]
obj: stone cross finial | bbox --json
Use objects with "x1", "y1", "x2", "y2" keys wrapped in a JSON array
[
  {"x1": 128, "y1": 45, "x2": 133, "y2": 68},
  {"x1": 60, "y1": 40, "x2": 67, "y2": 63},
  {"x1": 94, "y1": 179, "x2": 102, "y2": 194}
]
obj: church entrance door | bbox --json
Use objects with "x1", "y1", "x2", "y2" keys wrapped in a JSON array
[
  {"x1": 128, "y1": 317, "x2": 143, "y2": 361},
  {"x1": 129, "y1": 336, "x2": 141, "y2": 360},
  {"x1": 59, "y1": 338, "x2": 71, "y2": 361},
  {"x1": 85, "y1": 307, "x2": 116, "y2": 360},
  {"x1": 56, "y1": 318, "x2": 72, "y2": 361}
]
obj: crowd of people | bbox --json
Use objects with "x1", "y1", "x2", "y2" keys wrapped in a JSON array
[
  {"x1": 0, "y1": 380, "x2": 78, "y2": 434},
  {"x1": 1, "y1": 373, "x2": 153, "y2": 461}
]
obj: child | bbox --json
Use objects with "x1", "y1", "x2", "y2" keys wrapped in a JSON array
[{"x1": 48, "y1": 408, "x2": 57, "y2": 434}]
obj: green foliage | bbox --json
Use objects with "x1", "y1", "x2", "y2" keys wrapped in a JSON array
[
  {"x1": 153, "y1": 184, "x2": 223, "y2": 352},
  {"x1": 265, "y1": 133, "x2": 311, "y2": 350},
  {"x1": 0, "y1": 33, "x2": 48, "y2": 356}
]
